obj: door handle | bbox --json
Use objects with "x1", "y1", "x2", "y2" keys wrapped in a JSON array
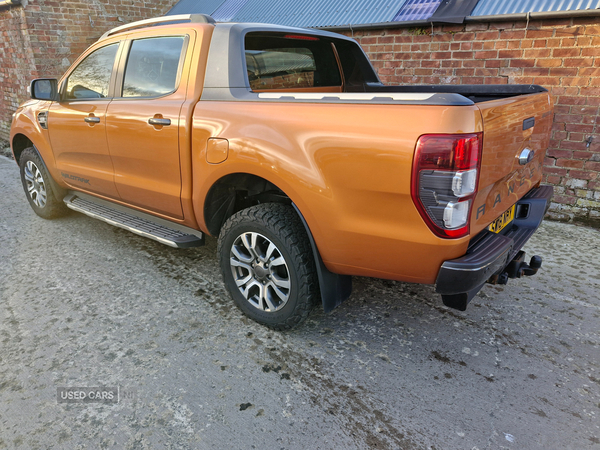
[
  {"x1": 84, "y1": 116, "x2": 100, "y2": 123},
  {"x1": 148, "y1": 118, "x2": 171, "y2": 126}
]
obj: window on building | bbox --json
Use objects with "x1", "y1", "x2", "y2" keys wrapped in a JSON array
[
  {"x1": 122, "y1": 36, "x2": 186, "y2": 98},
  {"x1": 244, "y1": 33, "x2": 342, "y2": 91},
  {"x1": 65, "y1": 44, "x2": 119, "y2": 100}
]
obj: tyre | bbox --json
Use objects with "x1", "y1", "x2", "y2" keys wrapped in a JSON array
[
  {"x1": 19, "y1": 147, "x2": 67, "y2": 219},
  {"x1": 217, "y1": 203, "x2": 319, "y2": 330}
]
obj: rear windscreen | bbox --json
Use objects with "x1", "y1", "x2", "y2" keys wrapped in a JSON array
[{"x1": 244, "y1": 33, "x2": 342, "y2": 91}]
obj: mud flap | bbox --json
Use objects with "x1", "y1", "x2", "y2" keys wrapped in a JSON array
[
  {"x1": 292, "y1": 204, "x2": 352, "y2": 313},
  {"x1": 441, "y1": 283, "x2": 485, "y2": 311}
]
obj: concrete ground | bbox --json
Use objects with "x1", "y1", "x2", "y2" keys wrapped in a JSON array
[{"x1": 0, "y1": 154, "x2": 599, "y2": 450}]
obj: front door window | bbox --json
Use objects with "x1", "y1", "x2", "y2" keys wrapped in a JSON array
[{"x1": 65, "y1": 44, "x2": 118, "y2": 100}]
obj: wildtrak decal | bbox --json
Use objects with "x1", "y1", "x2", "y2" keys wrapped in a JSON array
[
  {"x1": 61, "y1": 172, "x2": 91, "y2": 185},
  {"x1": 476, "y1": 165, "x2": 539, "y2": 220}
]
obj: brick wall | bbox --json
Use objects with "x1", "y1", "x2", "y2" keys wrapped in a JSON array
[
  {"x1": 342, "y1": 17, "x2": 600, "y2": 225},
  {"x1": 2, "y1": 7, "x2": 599, "y2": 223},
  {"x1": 0, "y1": 0, "x2": 177, "y2": 142},
  {"x1": 0, "y1": 6, "x2": 39, "y2": 141},
  {"x1": 24, "y1": 0, "x2": 178, "y2": 79}
]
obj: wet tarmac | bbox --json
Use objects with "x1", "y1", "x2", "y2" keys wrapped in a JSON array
[{"x1": 1, "y1": 155, "x2": 599, "y2": 449}]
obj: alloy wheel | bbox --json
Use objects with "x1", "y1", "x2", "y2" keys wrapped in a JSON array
[
  {"x1": 24, "y1": 160, "x2": 47, "y2": 208},
  {"x1": 229, "y1": 232, "x2": 291, "y2": 312}
]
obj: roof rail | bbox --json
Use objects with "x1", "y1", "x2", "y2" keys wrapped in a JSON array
[{"x1": 100, "y1": 14, "x2": 215, "y2": 40}]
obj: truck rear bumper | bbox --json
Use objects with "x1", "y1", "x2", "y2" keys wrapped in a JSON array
[{"x1": 435, "y1": 185, "x2": 553, "y2": 310}]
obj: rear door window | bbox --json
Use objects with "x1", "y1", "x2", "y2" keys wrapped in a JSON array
[
  {"x1": 121, "y1": 36, "x2": 186, "y2": 98},
  {"x1": 244, "y1": 33, "x2": 342, "y2": 91}
]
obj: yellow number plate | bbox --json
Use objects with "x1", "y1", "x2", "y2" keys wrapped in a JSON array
[{"x1": 489, "y1": 204, "x2": 516, "y2": 233}]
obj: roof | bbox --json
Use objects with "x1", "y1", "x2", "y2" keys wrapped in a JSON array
[
  {"x1": 219, "y1": 0, "x2": 407, "y2": 28},
  {"x1": 167, "y1": 0, "x2": 223, "y2": 15},
  {"x1": 472, "y1": 0, "x2": 600, "y2": 16},
  {"x1": 169, "y1": 0, "x2": 409, "y2": 28},
  {"x1": 165, "y1": 0, "x2": 600, "y2": 28},
  {"x1": 393, "y1": 0, "x2": 443, "y2": 22}
]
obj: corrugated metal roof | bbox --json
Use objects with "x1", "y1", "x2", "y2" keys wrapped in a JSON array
[
  {"x1": 228, "y1": 0, "x2": 409, "y2": 28},
  {"x1": 212, "y1": 0, "x2": 250, "y2": 21},
  {"x1": 472, "y1": 0, "x2": 600, "y2": 16},
  {"x1": 393, "y1": 0, "x2": 442, "y2": 21},
  {"x1": 166, "y1": 0, "x2": 600, "y2": 27},
  {"x1": 166, "y1": 0, "x2": 225, "y2": 16},
  {"x1": 167, "y1": 0, "x2": 413, "y2": 27}
]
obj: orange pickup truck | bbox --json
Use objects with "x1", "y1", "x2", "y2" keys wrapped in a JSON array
[{"x1": 10, "y1": 14, "x2": 553, "y2": 329}]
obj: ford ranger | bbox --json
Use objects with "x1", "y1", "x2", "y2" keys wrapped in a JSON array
[{"x1": 9, "y1": 14, "x2": 553, "y2": 329}]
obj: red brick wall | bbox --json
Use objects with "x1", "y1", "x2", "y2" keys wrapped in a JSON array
[
  {"x1": 0, "y1": 6, "x2": 39, "y2": 142},
  {"x1": 24, "y1": 0, "x2": 178, "y2": 79},
  {"x1": 0, "y1": 0, "x2": 177, "y2": 142},
  {"x1": 2, "y1": 8, "x2": 599, "y2": 222},
  {"x1": 342, "y1": 17, "x2": 600, "y2": 224}
]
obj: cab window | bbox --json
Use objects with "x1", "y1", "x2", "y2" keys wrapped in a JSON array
[
  {"x1": 65, "y1": 44, "x2": 119, "y2": 100},
  {"x1": 122, "y1": 36, "x2": 186, "y2": 98},
  {"x1": 244, "y1": 33, "x2": 342, "y2": 91}
]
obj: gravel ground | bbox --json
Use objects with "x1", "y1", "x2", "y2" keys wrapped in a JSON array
[
  {"x1": 1, "y1": 154, "x2": 599, "y2": 450},
  {"x1": 0, "y1": 140, "x2": 13, "y2": 159}
]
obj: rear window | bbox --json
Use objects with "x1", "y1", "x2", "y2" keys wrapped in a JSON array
[{"x1": 244, "y1": 33, "x2": 342, "y2": 91}]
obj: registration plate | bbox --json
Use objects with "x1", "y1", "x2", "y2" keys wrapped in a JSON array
[{"x1": 489, "y1": 204, "x2": 516, "y2": 233}]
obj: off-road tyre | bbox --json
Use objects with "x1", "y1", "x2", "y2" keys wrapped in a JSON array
[
  {"x1": 19, "y1": 147, "x2": 67, "y2": 219},
  {"x1": 217, "y1": 203, "x2": 319, "y2": 330}
]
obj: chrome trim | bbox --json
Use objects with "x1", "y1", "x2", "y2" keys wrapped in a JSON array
[
  {"x1": 440, "y1": 259, "x2": 499, "y2": 272},
  {"x1": 518, "y1": 148, "x2": 534, "y2": 165},
  {"x1": 148, "y1": 118, "x2": 171, "y2": 126},
  {"x1": 258, "y1": 92, "x2": 435, "y2": 101}
]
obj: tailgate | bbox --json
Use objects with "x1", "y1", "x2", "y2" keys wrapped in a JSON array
[{"x1": 471, "y1": 92, "x2": 553, "y2": 234}]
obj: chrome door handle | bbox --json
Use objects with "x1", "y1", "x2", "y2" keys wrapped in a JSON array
[
  {"x1": 84, "y1": 116, "x2": 100, "y2": 123},
  {"x1": 148, "y1": 118, "x2": 171, "y2": 126}
]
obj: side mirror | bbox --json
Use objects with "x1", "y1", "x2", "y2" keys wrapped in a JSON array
[{"x1": 30, "y1": 78, "x2": 58, "y2": 101}]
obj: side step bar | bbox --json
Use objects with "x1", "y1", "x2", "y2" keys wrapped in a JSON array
[{"x1": 63, "y1": 192, "x2": 204, "y2": 248}]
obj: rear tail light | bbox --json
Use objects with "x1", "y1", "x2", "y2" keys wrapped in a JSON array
[{"x1": 411, "y1": 133, "x2": 482, "y2": 238}]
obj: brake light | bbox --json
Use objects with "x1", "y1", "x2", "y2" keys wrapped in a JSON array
[
  {"x1": 411, "y1": 133, "x2": 482, "y2": 239},
  {"x1": 283, "y1": 34, "x2": 319, "y2": 41}
]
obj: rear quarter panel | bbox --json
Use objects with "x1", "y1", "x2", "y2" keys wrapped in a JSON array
[{"x1": 193, "y1": 101, "x2": 483, "y2": 284}]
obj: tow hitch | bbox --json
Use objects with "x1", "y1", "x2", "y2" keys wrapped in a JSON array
[
  {"x1": 440, "y1": 251, "x2": 543, "y2": 311},
  {"x1": 436, "y1": 184, "x2": 553, "y2": 312},
  {"x1": 488, "y1": 251, "x2": 542, "y2": 285}
]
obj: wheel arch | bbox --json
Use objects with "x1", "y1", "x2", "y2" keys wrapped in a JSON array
[
  {"x1": 203, "y1": 172, "x2": 293, "y2": 238},
  {"x1": 16, "y1": 142, "x2": 67, "y2": 200},
  {"x1": 11, "y1": 134, "x2": 34, "y2": 164},
  {"x1": 204, "y1": 171, "x2": 352, "y2": 314}
]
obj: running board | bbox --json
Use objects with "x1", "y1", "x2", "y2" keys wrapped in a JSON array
[{"x1": 63, "y1": 193, "x2": 204, "y2": 248}]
